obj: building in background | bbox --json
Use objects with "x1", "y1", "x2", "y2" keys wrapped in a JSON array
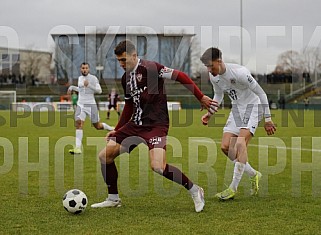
[
  {"x1": 51, "y1": 33, "x2": 194, "y2": 83},
  {"x1": 0, "y1": 47, "x2": 52, "y2": 85}
]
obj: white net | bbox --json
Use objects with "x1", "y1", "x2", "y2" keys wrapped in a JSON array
[{"x1": 0, "y1": 91, "x2": 16, "y2": 110}]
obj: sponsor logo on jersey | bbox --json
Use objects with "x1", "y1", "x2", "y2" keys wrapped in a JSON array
[{"x1": 149, "y1": 136, "x2": 162, "y2": 145}]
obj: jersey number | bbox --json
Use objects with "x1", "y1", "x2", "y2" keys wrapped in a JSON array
[{"x1": 228, "y1": 89, "x2": 238, "y2": 100}]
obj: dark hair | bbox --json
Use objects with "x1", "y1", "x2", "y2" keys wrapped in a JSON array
[
  {"x1": 80, "y1": 62, "x2": 90, "y2": 67},
  {"x1": 114, "y1": 40, "x2": 136, "y2": 55},
  {"x1": 200, "y1": 47, "x2": 222, "y2": 63}
]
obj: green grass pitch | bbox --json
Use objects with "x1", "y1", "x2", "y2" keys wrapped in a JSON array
[{"x1": 1, "y1": 108, "x2": 321, "y2": 234}]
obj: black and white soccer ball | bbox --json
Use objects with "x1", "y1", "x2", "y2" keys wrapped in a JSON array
[{"x1": 62, "y1": 189, "x2": 88, "y2": 214}]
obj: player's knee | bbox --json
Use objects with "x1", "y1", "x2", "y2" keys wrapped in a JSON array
[
  {"x1": 98, "y1": 153, "x2": 114, "y2": 165},
  {"x1": 151, "y1": 166, "x2": 164, "y2": 175},
  {"x1": 98, "y1": 148, "x2": 118, "y2": 165},
  {"x1": 221, "y1": 144, "x2": 229, "y2": 156},
  {"x1": 235, "y1": 141, "x2": 246, "y2": 152}
]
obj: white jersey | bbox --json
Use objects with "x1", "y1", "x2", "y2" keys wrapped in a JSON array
[
  {"x1": 209, "y1": 63, "x2": 270, "y2": 116},
  {"x1": 68, "y1": 73, "x2": 102, "y2": 107}
]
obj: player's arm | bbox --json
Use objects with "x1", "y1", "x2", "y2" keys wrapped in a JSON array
[
  {"x1": 87, "y1": 83, "x2": 102, "y2": 94},
  {"x1": 242, "y1": 71, "x2": 276, "y2": 135},
  {"x1": 202, "y1": 82, "x2": 223, "y2": 125},
  {"x1": 87, "y1": 77, "x2": 102, "y2": 94},
  {"x1": 78, "y1": 77, "x2": 85, "y2": 88},
  {"x1": 67, "y1": 85, "x2": 79, "y2": 94},
  {"x1": 161, "y1": 67, "x2": 218, "y2": 111}
]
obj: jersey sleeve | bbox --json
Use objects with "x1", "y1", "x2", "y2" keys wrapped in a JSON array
[
  {"x1": 239, "y1": 68, "x2": 271, "y2": 117},
  {"x1": 158, "y1": 64, "x2": 204, "y2": 101},
  {"x1": 68, "y1": 85, "x2": 79, "y2": 92},
  {"x1": 87, "y1": 77, "x2": 102, "y2": 94},
  {"x1": 212, "y1": 82, "x2": 224, "y2": 105},
  {"x1": 78, "y1": 77, "x2": 84, "y2": 88}
]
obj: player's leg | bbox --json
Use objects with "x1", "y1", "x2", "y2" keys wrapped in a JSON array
[
  {"x1": 69, "y1": 106, "x2": 85, "y2": 154},
  {"x1": 107, "y1": 108, "x2": 110, "y2": 119},
  {"x1": 149, "y1": 148, "x2": 205, "y2": 212},
  {"x1": 116, "y1": 105, "x2": 120, "y2": 117},
  {"x1": 91, "y1": 139, "x2": 122, "y2": 208},
  {"x1": 93, "y1": 122, "x2": 114, "y2": 131},
  {"x1": 107, "y1": 104, "x2": 112, "y2": 119},
  {"x1": 221, "y1": 133, "x2": 257, "y2": 177},
  {"x1": 90, "y1": 104, "x2": 114, "y2": 131},
  {"x1": 244, "y1": 109, "x2": 263, "y2": 195},
  {"x1": 221, "y1": 132, "x2": 238, "y2": 161},
  {"x1": 227, "y1": 128, "x2": 252, "y2": 190}
]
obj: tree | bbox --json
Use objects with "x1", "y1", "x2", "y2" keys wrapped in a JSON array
[
  {"x1": 302, "y1": 46, "x2": 321, "y2": 75},
  {"x1": 275, "y1": 50, "x2": 304, "y2": 74},
  {"x1": 20, "y1": 45, "x2": 52, "y2": 85},
  {"x1": 275, "y1": 47, "x2": 321, "y2": 80}
]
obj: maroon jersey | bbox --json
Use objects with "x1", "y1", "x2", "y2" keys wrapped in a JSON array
[
  {"x1": 108, "y1": 92, "x2": 119, "y2": 106},
  {"x1": 121, "y1": 59, "x2": 170, "y2": 126}
]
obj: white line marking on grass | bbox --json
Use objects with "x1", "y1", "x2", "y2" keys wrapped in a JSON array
[{"x1": 191, "y1": 139, "x2": 321, "y2": 152}]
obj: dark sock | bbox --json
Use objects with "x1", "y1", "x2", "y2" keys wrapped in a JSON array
[
  {"x1": 162, "y1": 164, "x2": 193, "y2": 190},
  {"x1": 101, "y1": 162, "x2": 118, "y2": 194}
]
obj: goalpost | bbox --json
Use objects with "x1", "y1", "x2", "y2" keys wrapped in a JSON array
[{"x1": 0, "y1": 91, "x2": 16, "y2": 110}]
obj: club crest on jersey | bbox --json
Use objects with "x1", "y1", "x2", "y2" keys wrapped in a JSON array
[
  {"x1": 163, "y1": 67, "x2": 173, "y2": 74},
  {"x1": 230, "y1": 78, "x2": 236, "y2": 84},
  {"x1": 136, "y1": 74, "x2": 143, "y2": 82}
]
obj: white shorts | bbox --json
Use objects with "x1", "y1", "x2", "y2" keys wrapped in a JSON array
[
  {"x1": 75, "y1": 104, "x2": 100, "y2": 123},
  {"x1": 223, "y1": 104, "x2": 263, "y2": 136}
]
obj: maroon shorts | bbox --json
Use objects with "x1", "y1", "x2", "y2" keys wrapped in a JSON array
[{"x1": 109, "y1": 122, "x2": 169, "y2": 152}]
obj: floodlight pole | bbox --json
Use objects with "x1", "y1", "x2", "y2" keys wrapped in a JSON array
[{"x1": 240, "y1": 0, "x2": 243, "y2": 66}]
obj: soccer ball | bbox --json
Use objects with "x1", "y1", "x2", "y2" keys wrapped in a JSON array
[{"x1": 62, "y1": 189, "x2": 88, "y2": 214}]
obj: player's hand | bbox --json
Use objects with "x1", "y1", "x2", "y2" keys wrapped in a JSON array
[
  {"x1": 201, "y1": 113, "x2": 211, "y2": 125},
  {"x1": 264, "y1": 121, "x2": 276, "y2": 135},
  {"x1": 200, "y1": 95, "x2": 218, "y2": 113},
  {"x1": 84, "y1": 80, "x2": 89, "y2": 87},
  {"x1": 105, "y1": 130, "x2": 116, "y2": 141}
]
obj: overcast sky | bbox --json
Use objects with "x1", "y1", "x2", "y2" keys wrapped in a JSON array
[{"x1": 1, "y1": 0, "x2": 321, "y2": 73}]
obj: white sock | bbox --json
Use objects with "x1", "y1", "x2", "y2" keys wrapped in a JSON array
[
  {"x1": 108, "y1": 194, "x2": 119, "y2": 201},
  {"x1": 75, "y1": 129, "x2": 83, "y2": 148},
  {"x1": 244, "y1": 162, "x2": 257, "y2": 177},
  {"x1": 189, "y1": 184, "x2": 199, "y2": 194},
  {"x1": 102, "y1": 122, "x2": 114, "y2": 131},
  {"x1": 230, "y1": 159, "x2": 257, "y2": 178},
  {"x1": 229, "y1": 162, "x2": 245, "y2": 192}
]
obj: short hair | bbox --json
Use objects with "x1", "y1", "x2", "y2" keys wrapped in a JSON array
[
  {"x1": 200, "y1": 47, "x2": 222, "y2": 63},
  {"x1": 80, "y1": 62, "x2": 90, "y2": 67},
  {"x1": 114, "y1": 40, "x2": 136, "y2": 55}
]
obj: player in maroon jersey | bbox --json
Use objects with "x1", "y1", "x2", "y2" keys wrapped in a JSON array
[
  {"x1": 91, "y1": 40, "x2": 218, "y2": 212},
  {"x1": 106, "y1": 88, "x2": 121, "y2": 119}
]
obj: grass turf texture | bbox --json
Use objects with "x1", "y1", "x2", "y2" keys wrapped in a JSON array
[{"x1": 1, "y1": 109, "x2": 321, "y2": 234}]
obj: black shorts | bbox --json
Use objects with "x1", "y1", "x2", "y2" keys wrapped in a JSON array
[
  {"x1": 108, "y1": 104, "x2": 117, "y2": 110},
  {"x1": 109, "y1": 122, "x2": 169, "y2": 152}
]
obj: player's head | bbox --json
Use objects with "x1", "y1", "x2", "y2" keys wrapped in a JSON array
[
  {"x1": 114, "y1": 40, "x2": 138, "y2": 72},
  {"x1": 80, "y1": 62, "x2": 90, "y2": 76},
  {"x1": 200, "y1": 47, "x2": 223, "y2": 76}
]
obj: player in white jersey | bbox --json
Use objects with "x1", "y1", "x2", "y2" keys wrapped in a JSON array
[
  {"x1": 67, "y1": 62, "x2": 114, "y2": 154},
  {"x1": 200, "y1": 47, "x2": 276, "y2": 200}
]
